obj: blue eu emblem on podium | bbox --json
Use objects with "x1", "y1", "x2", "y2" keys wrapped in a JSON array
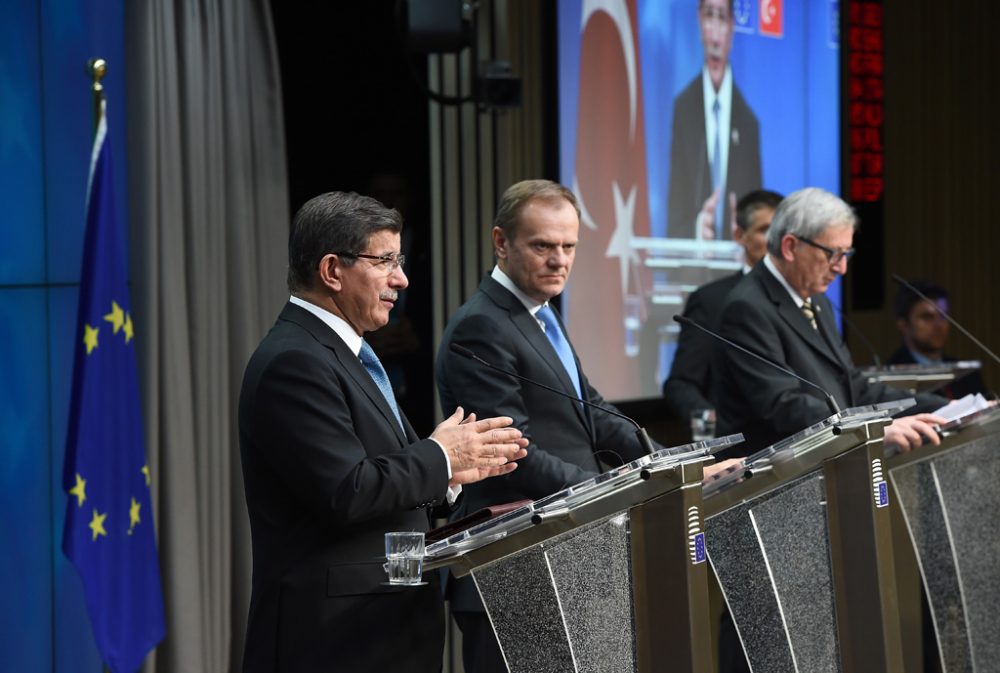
[
  {"x1": 687, "y1": 506, "x2": 707, "y2": 564},
  {"x1": 871, "y1": 458, "x2": 889, "y2": 508}
]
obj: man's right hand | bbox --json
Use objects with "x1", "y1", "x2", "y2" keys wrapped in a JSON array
[
  {"x1": 431, "y1": 407, "x2": 528, "y2": 486},
  {"x1": 697, "y1": 188, "x2": 721, "y2": 240}
]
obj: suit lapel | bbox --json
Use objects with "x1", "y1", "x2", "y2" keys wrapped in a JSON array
[
  {"x1": 279, "y1": 303, "x2": 409, "y2": 446},
  {"x1": 481, "y1": 277, "x2": 590, "y2": 429},
  {"x1": 755, "y1": 270, "x2": 845, "y2": 370}
]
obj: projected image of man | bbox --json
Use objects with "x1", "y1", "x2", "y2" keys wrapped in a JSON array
[{"x1": 668, "y1": 0, "x2": 762, "y2": 240}]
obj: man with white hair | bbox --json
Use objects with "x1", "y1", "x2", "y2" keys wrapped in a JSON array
[{"x1": 714, "y1": 187, "x2": 946, "y2": 455}]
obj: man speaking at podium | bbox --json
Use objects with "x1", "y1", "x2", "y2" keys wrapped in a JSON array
[
  {"x1": 714, "y1": 187, "x2": 947, "y2": 455},
  {"x1": 239, "y1": 191, "x2": 527, "y2": 673}
]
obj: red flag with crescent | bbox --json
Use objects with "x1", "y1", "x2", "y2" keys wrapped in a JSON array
[{"x1": 566, "y1": 0, "x2": 651, "y2": 399}]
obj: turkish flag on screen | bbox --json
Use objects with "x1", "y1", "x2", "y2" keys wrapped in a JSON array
[{"x1": 567, "y1": 0, "x2": 650, "y2": 399}]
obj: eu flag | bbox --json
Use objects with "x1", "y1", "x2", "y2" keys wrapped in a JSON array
[{"x1": 62, "y1": 101, "x2": 166, "y2": 673}]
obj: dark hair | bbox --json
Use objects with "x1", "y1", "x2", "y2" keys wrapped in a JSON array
[
  {"x1": 698, "y1": 0, "x2": 735, "y2": 17},
  {"x1": 287, "y1": 191, "x2": 402, "y2": 292},
  {"x1": 893, "y1": 279, "x2": 948, "y2": 320},
  {"x1": 735, "y1": 189, "x2": 783, "y2": 232},
  {"x1": 494, "y1": 180, "x2": 580, "y2": 240}
]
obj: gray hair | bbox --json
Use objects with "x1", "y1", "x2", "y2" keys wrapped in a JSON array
[{"x1": 766, "y1": 187, "x2": 858, "y2": 256}]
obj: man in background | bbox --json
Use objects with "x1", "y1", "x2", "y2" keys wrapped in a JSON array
[
  {"x1": 239, "y1": 191, "x2": 527, "y2": 673},
  {"x1": 888, "y1": 279, "x2": 990, "y2": 398},
  {"x1": 668, "y1": 0, "x2": 762, "y2": 240},
  {"x1": 664, "y1": 189, "x2": 782, "y2": 424}
]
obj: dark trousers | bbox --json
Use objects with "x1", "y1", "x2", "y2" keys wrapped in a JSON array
[
  {"x1": 718, "y1": 609, "x2": 751, "y2": 673},
  {"x1": 453, "y1": 611, "x2": 508, "y2": 673}
]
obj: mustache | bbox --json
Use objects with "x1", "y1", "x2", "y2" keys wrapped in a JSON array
[{"x1": 379, "y1": 289, "x2": 398, "y2": 302}]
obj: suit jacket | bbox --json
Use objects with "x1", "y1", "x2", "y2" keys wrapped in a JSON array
[
  {"x1": 435, "y1": 275, "x2": 652, "y2": 612},
  {"x1": 668, "y1": 74, "x2": 762, "y2": 239},
  {"x1": 714, "y1": 263, "x2": 946, "y2": 455},
  {"x1": 239, "y1": 302, "x2": 450, "y2": 673},
  {"x1": 663, "y1": 271, "x2": 743, "y2": 421}
]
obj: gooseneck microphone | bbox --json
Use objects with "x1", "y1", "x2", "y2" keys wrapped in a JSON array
[
  {"x1": 448, "y1": 343, "x2": 656, "y2": 456},
  {"x1": 891, "y1": 274, "x2": 1000, "y2": 367},
  {"x1": 673, "y1": 314, "x2": 842, "y2": 415}
]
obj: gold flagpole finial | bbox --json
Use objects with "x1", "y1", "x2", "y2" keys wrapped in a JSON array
[{"x1": 88, "y1": 58, "x2": 107, "y2": 131}]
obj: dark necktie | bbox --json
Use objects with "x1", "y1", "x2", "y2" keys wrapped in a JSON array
[
  {"x1": 801, "y1": 298, "x2": 818, "y2": 331},
  {"x1": 359, "y1": 340, "x2": 404, "y2": 432},
  {"x1": 536, "y1": 305, "x2": 583, "y2": 399}
]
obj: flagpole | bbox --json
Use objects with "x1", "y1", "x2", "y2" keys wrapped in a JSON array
[
  {"x1": 88, "y1": 58, "x2": 107, "y2": 131},
  {"x1": 85, "y1": 55, "x2": 129, "y2": 673}
]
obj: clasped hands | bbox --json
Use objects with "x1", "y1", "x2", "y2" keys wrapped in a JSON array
[{"x1": 432, "y1": 407, "x2": 529, "y2": 487}]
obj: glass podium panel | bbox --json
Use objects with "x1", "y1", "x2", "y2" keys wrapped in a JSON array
[
  {"x1": 471, "y1": 513, "x2": 636, "y2": 673},
  {"x1": 708, "y1": 472, "x2": 840, "y2": 673},
  {"x1": 546, "y1": 513, "x2": 634, "y2": 673},
  {"x1": 890, "y1": 420, "x2": 1000, "y2": 673},
  {"x1": 704, "y1": 401, "x2": 911, "y2": 673}
]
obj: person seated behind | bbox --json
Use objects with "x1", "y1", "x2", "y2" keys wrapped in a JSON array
[
  {"x1": 664, "y1": 189, "x2": 783, "y2": 425},
  {"x1": 888, "y1": 279, "x2": 990, "y2": 398}
]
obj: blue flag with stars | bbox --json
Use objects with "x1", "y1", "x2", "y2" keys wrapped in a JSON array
[{"x1": 62, "y1": 102, "x2": 165, "y2": 673}]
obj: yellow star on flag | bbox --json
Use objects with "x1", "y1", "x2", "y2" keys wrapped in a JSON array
[
  {"x1": 123, "y1": 312, "x2": 134, "y2": 344},
  {"x1": 84, "y1": 324, "x2": 99, "y2": 355},
  {"x1": 128, "y1": 497, "x2": 141, "y2": 535},
  {"x1": 89, "y1": 509, "x2": 108, "y2": 541},
  {"x1": 69, "y1": 473, "x2": 87, "y2": 507},
  {"x1": 141, "y1": 464, "x2": 151, "y2": 486},
  {"x1": 104, "y1": 300, "x2": 125, "y2": 334}
]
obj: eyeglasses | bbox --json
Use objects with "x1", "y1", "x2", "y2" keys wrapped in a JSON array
[
  {"x1": 795, "y1": 236, "x2": 855, "y2": 265},
  {"x1": 335, "y1": 251, "x2": 406, "y2": 272}
]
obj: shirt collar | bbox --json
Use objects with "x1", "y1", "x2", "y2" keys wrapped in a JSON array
[
  {"x1": 909, "y1": 348, "x2": 943, "y2": 366},
  {"x1": 491, "y1": 265, "x2": 547, "y2": 316},
  {"x1": 288, "y1": 295, "x2": 363, "y2": 355},
  {"x1": 763, "y1": 254, "x2": 808, "y2": 308}
]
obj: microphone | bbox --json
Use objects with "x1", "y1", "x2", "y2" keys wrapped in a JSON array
[
  {"x1": 828, "y1": 299, "x2": 882, "y2": 367},
  {"x1": 672, "y1": 314, "x2": 841, "y2": 415},
  {"x1": 891, "y1": 274, "x2": 1000, "y2": 367},
  {"x1": 448, "y1": 343, "x2": 656, "y2": 456}
]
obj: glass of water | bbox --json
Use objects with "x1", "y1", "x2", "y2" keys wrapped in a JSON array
[
  {"x1": 690, "y1": 408, "x2": 717, "y2": 442},
  {"x1": 384, "y1": 531, "x2": 425, "y2": 585}
]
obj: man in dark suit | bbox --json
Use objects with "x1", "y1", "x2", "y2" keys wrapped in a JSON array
[
  {"x1": 664, "y1": 189, "x2": 782, "y2": 423},
  {"x1": 436, "y1": 179, "x2": 740, "y2": 673},
  {"x1": 668, "y1": 0, "x2": 762, "y2": 240},
  {"x1": 887, "y1": 279, "x2": 990, "y2": 399},
  {"x1": 714, "y1": 187, "x2": 947, "y2": 456},
  {"x1": 238, "y1": 191, "x2": 528, "y2": 673}
]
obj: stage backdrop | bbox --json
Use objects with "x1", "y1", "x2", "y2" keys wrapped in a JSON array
[
  {"x1": 559, "y1": 0, "x2": 841, "y2": 399},
  {"x1": 0, "y1": 1, "x2": 127, "y2": 671}
]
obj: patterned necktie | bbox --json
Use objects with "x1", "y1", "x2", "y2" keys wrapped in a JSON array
[
  {"x1": 359, "y1": 340, "x2": 404, "y2": 432},
  {"x1": 535, "y1": 305, "x2": 583, "y2": 399},
  {"x1": 801, "y1": 298, "x2": 819, "y2": 331},
  {"x1": 712, "y1": 98, "x2": 725, "y2": 239}
]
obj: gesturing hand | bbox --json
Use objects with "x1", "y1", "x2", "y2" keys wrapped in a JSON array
[{"x1": 431, "y1": 408, "x2": 528, "y2": 486}]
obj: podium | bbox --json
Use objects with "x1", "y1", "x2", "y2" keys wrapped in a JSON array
[
  {"x1": 703, "y1": 401, "x2": 913, "y2": 673},
  {"x1": 423, "y1": 435, "x2": 743, "y2": 673},
  {"x1": 887, "y1": 405, "x2": 1000, "y2": 672},
  {"x1": 861, "y1": 361, "x2": 982, "y2": 394}
]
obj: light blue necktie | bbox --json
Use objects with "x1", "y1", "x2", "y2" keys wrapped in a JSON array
[
  {"x1": 536, "y1": 305, "x2": 583, "y2": 399},
  {"x1": 359, "y1": 340, "x2": 404, "y2": 432},
  {"x1": 712, "y1": 97, "x2": 725, "y2": 239}
]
